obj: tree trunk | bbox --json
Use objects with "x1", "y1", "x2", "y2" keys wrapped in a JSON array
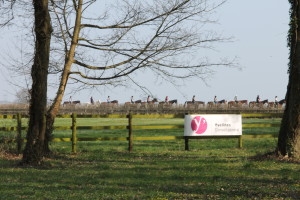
[
  {"x1": 277, "y1": 0, "x2": 300, "y2": 159},
  {"x1": 44, "y1": 0, "x2": 83, "y2": 154},
  {"x1": 21, "y1": 0, "x2": 52, "y2": 165}
]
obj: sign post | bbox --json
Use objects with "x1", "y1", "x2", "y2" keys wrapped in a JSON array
[{"x1": 184, "y1": 114, "x2": 242, "y2": 150}]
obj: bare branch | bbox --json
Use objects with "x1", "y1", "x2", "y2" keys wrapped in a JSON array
[
  {"x1": 80, "y1": 0, "x2": 193, "y2": 30},
  {"x1": 0, "y1": 0, "x2": 16, "y2": 27}
]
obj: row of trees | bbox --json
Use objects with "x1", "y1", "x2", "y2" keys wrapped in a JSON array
[{"x1": 0, "y1": 0, "x2": 299, "y2": 164}]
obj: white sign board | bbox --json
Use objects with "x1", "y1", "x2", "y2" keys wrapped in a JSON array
[{"x1": 184, "y1": 114, "x2": 242, "y2": 136}]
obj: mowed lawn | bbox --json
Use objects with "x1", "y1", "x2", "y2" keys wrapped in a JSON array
[{"x1": 0, "y1": 116, "x2": 299, "y2": 199}]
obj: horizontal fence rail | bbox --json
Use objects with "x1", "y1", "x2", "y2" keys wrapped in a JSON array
[
  {"x1": 0, "y1": 113, "x2": 282, "y2": 152},
  {"x1": 0, "y1": 124, "x2": 280, "y2": 132}
]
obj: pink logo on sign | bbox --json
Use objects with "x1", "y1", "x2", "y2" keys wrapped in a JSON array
[{"x1": 191, "y1": 116, "x2": 207, "y2": 134}]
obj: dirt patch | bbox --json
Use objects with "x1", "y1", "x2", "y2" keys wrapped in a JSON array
[
  {"x1": 250, "y1": 151, "x2": 300, "y2": 163},
  {"x1": 0, "y1": 151, "x2": 22, "y2": 160}
]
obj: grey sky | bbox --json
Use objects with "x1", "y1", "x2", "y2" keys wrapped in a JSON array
[{"x1": 0, "y1": 0, "x2": 290, "y2": 104}]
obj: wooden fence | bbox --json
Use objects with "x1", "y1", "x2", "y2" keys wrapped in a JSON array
[{"x1": 0, "y1": 113, "x2": 282, "y2": 153}]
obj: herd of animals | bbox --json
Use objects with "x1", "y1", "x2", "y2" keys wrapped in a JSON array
[{"x1": 62, "y1": 95, "x2": 286, "y2": 109}]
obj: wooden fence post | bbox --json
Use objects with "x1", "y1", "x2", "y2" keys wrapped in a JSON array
[
  {"x1": 72, "y1": 113, "x2": 77, "y2": 153},
  {"x1": 184, "y1": 136, "x2": 189, "y2": 151},
  {"x1": 238, "y1": 135, "x2": 243, "y2": 148},
  {"x1": 16, "y1": 113, "x2": 22, "y2": 155},
  {"x1": 184, "y1": 113, "x2": 189, "y2": 151},
  {"x1": 127, "y1": 113, "x2": 133, "y2": 152}
]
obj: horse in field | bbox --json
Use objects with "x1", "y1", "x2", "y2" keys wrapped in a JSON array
[
  {"x1": 184, "y1": 101, "x2": 192, "y2": 107},
  {"x1": 195, "y1": 101, "x2": 205, "y2": 106},
  {"x1": 100, "y1": 100, "x2": 118, "y2": 107},
  {"x1": 168, "y1": 99, "x2": 178, "y2": 105},
  {"x1": 278, "y1": 99, "x2": 286, "y2": 105},
  {"x1": 248, "y1": 101, "x2": 255, "y2": 108},
  {"x1": 105, "y1": 100, "x2": 119, "y2": 106},
  {"x1": 158, "y1": 99, "x2": 170, "y2": 105},
  {"x1": 237, "y1": 100, "x2": 248, "y2": 105},
  {"x1": 227, "y1": 101, "x2": 236, "y2": 108},
  {"x1": 111, "y1": 100, "x2": 118, "y2": 104},
  {"x1": 249, "y1": 99, "x2": 268, "y2": 108},
  {"x1": 142, "y1": 98, "x2": 158, "y2": 108},
  {"x1": 228, "y1": 100, "x2": 248, "y2": 108},
  {"x1": 268, "y1": 101, "x2": 285, "y2": 109},
  {"x1": 259, "y1": 99, "x2": 269, "y2": 108},
  {"x1": 149, "y1": 98, "x2": 158, "y2": 104},
  {"x1": 268, "y1": 102, "x2": 276, "y2": 108},
  {"x1": 194, "y1": 101, "x2": 205, "y2": 108},
  {"x1": 159, "y1": 101, "x2": 166, "y2": 105},
  {"x1": 269, "y1": 99, "x2": 286, "y2": 108},
  {"x1": 124, "y1": 101, "x2": 137, "y2": 109},
  {"x1": 184, "y1": 101, "x2": 205, "y2": 108},
  {"x1": 206, "y1": 101, "x2": 213, "y2": 108},
  {"x1": 132, "y1": 98, "x2": 158, "y2": 108},
  {"x1": 259, "y1": 99, "x2": 268, "y2": 105},
  {"x1": 73, "y1": 100, "x2": 80, "y2": 104},
  {"x1": 62, "y1": 100, "x2": 80, "y2": 107},
  {"x1": 134, "y1": 98, "x2": 157, "y2": 104},
  {"x1": 216, "y1": 99, "x2": 227, "y2": 108},
  {"x1": 218, "y1": 99, "x2": 227, "y2": 104},
  {"x1": 134, "y1": 100, "x2": 142, "y2": 104},
  {"x1": 207, "y1": 100, "x2": 226, "y2": 108},
  {"x1": 62, "y1": 101, "x2": 71, "y2": 106},
  {"x1": 278, "y1": 99, "x2": 286, "y2": 108}
]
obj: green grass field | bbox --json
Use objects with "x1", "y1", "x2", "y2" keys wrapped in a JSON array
[{"x1": 1, "y1": 116, "x2": 299, "y2": 199}]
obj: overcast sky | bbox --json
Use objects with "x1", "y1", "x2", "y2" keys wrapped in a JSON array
[{"x1": 0, "y1": 0, "x2": 290, "y2": 104}]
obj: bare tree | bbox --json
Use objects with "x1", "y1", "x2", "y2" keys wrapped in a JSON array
[
  {"x1": 51, "y1": 0, "x2": 229, "y2": 84},
  {"x1": 277, "y1": 0, "x2": 300, "y2": 159},
  {"x1": 15, "y1": 88, "x2": 30, "y2": 104},
  {"x1": 44, "y1": 0, "x2": 231, "y2": 153}
]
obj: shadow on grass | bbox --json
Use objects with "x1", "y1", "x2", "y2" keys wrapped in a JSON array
[
  {"x1": 1, "y1": 140, "x2": 299, "y2": 200},
  {"x1": 1, "y1": 150, "x2": 299, "y2": 199}
]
